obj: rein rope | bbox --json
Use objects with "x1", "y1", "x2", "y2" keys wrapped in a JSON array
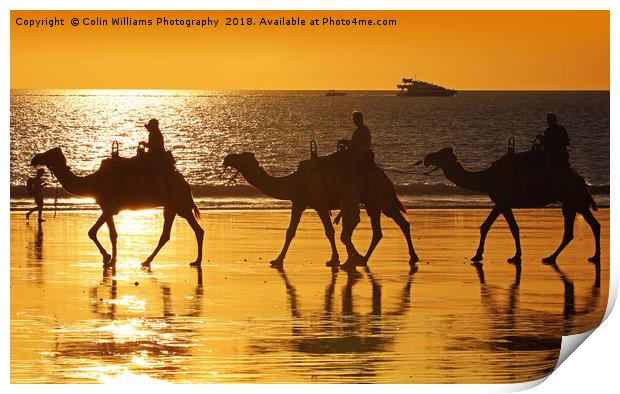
[
  {"x1": 49, "y1": 168, "x2": 60, "y2": 219},
  {"x1": 374, "y1": 159, "x2": 440, "y2": 176},
  {"x1": 48, "y1": 167, "x2": 60, "y2": 218},
  {"x1": 218, "y1": 167, "x2": 240, "y2": 185}
]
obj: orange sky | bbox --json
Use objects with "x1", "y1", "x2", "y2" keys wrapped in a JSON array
[{"x1": 10, "y1": 10, "x2": 609, "y2": 90}]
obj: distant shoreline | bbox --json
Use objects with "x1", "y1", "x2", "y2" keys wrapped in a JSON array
[{"x1": 9, "y1": 89, "x2": 611, "y2": 94}]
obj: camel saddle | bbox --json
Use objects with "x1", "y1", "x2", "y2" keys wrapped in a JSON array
[
  {"x1": 490, "y1": 146, "x2": 583, "y2": 204},
  {"x1": 299, "y1": 148, "x2": 374, "y2": 177},
  {"x1": 99, "y1": 149, "x2": 177, "y2": 178},
  {"x1": 297, "y1": 147, "x2": 375, "y2": 207}
]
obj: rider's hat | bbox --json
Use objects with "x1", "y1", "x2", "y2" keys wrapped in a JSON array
[{"x1": 144, "y1": 118, "x2": 159, "y2": 131}]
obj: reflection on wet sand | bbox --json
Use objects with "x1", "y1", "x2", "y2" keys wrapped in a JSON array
[
  {"x1": 283, "y1": 267, "x2": 411, "y2": 347},
  {"x1": 10, "y1": 210, "x2": 610, "y2": 383},
  {"x1": 246, "y1": 266, "x2": 416, "y2": 381},
  {"x1": 467, "y1": 260, "x2": 603, "y2": 381},
  {"x1": 25, "y1": 223, "x2": 44, "y2": 285},
  {"x1": 546, "y1": 261, "x2": 602, "y2": 333},
  {"x1": 53, "y1": 266, "x2": 206, "y2": 383}
]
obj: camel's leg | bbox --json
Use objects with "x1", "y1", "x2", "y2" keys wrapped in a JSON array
[
  {"x1": 89, "y1": 214, "x2": 111, "y2": 265},
  {"x1": 105, "y1": 216, "x2": 118, "y2": 265},
  {"x1": 542, "y1": 207, "x2": 576, "y2": 264},
  {"x1": 363, "y1": 208, "x2": 383, "y2": 263},
  {"x1": 472, "y1": 207, "x2": 501, "y2": 262},
  {"x1": 180, "y1": 210, "x2": 204, "y2": 267},
  {"x1": 580, "y1": 208, "x2": 601, "y2": 263},
  {"x1": 143, "y1": 209, "x2": 176, "y2": 266},
  {"x1": 339, "y1": 185, "x2": 364, "y2": 267},
  {"x1": 271, "y1": 204, "x2": 305, "y2": 267},
  {"x1": 388, "y1": 210, "x2": 419, "y2": 266},
  {"x1": 317, "y1": 209, "x2": 340, "y2": 267},
  {"x1": 501, "y1": 209, "x2": 522, "y2": 264},
  {"x1": 340, "y1": 209, "x2": 364, "y2": 267}
]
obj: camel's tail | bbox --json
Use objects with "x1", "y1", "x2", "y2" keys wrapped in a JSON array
[
  {"x1": 589, "y1": 194, "x2": 599, "y2": 212},
  {"x1": 397, "y1": 197, "x2": 407, "y2": 214},
  {"x1": 387, "y1": 176, "x2": 407, "y2": 215},
  {"x1": 580, "y1": 176, "x2": 598, "y2": 212},
  {"x1": 332, "y1": 192, "x2": 407, "y2": 225},
  {"x1": 193, "y1": 203, "x2": 201, "y2": 218}
]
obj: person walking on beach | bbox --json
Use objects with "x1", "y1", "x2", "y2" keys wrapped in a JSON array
[{"x1": 26, "y1": 168, "x2": 47, "y2": 224}]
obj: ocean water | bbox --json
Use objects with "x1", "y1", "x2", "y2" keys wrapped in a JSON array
[{"x1": 10, "y1": 90, "x2": 609, "y2": 210}]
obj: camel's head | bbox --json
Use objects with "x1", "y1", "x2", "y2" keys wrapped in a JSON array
[
  {"x1": 31, "y1": 147, "x2": 67, "y2": 170},
  {"x1": 422, "y1": 147, "x2": 457, "y2": 168},
  {"x1": 222, "y1": 152, "x2": 259, "y2": 172}
]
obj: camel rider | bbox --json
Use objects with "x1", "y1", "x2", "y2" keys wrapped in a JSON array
[
  {"x1": 543, "y1": 113, "x2": 570, "y2": 168},
  {"x1": 139, "y1": 118, "x2": 169, "y2": 176},
  {"x1": 141, "y1": 118, "x2": 166, "y2": 155},
  {"x1": 349, "y1": 111, "x2": 372, "y2": 174},
  {"x1": 339, "y1": 111, "x2": 372, "y2": 233},
  {"x1": 543, "y1": 113, "x2": 571, "y2": 188}
]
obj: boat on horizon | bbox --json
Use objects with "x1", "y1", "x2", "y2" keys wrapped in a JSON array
[
  {"x1": 397, "y1": 78, "x2": 456, "y2": 97},
  {"x1": 326, "y1": 89, "x2": 347, "y2": 96}
]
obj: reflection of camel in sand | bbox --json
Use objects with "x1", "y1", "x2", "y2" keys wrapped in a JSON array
[
  {"x1": 470, "y1": 262, "x2": 560, "y2": 380},
  {"x1": 248, "y1": 266, "x2": 416, "y2": 381},
  {"x1": 546, "y1": 262, "x2": 602, "y2": 334},
  {"x1": 90, "y1": 265, "x2": 204, "y2": 320},
  {"x1": 56, "y1": 266, "x2": 206, "y2": 381},
  {"x1": 472, "y1": 260, "x2": 601, "y2": 354},
  {"x1": 422, "y1": 148, "x2": 600, "y2": 264},
  {"x1": 222, "y1": 152, "x2": 418, "y2": 268},
  {"x1": 31, "y1": 147, "x2": 204, "y2": 267}
]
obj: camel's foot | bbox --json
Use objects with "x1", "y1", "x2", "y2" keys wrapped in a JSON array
[
  {"x1": 141, "y1": 253, "x2": 155, "y2": 266},
  {"x1": 541, "y1": 255, "x2": 557, "y2": 265},
  {"x1": 471, "y1": 252, "x2": 484, "y2": 263},
  {"x1": 325, "y1": 256, "x2": 340, "y2": 268},
  {"x1": 269, "y1": 258, "x2": 284, "y2": 268},
  {"x1": 507, "y1": 255, "x2": 522, "y2": 265},
  {"x1": 409, "y1": 265, "x2": 419, "y2": 275},
  {"x1": 409, "y1": 254, "x2": 419, "y2": 267},
  {"x1": 588, "y1": 255, "x2": 601, "y2": 264},
  {"x1": 339, "y1": 261, "x2": 359, "y2": 273},
  {"x1": 470, "y1": 261, "x2": 483, "y2": 267},
  {"x1": 189, "y1": 260, "x2": 202, "y2": 267},
  {"x1": 102, "y1": 252, "x2": 113, "y2": 266},
  {"x1": 344, "y1": 252, "x2": 366, "y2": 267},
  {"x1": 103, "y1": 257, "x2": 116, "y2": 267}
]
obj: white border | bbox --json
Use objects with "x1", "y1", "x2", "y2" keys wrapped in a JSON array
[{"x1": 2, "y1": 1, "x2": 617, "y2": 393}]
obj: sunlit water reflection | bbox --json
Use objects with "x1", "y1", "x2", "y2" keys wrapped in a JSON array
[
  {"x1": 11, "y1": 209, "x2": 609, "y2": 383},
  {"x1": 10, "y1": 90, "x2": 610, "y2": 209}
]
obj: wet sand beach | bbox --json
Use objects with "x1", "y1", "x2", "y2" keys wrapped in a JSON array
[{"x1": 10, "y1": 208, "x2": 609, "y2": 383}]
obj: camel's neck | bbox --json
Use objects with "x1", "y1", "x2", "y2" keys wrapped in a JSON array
[
  {"x1": 50, "y1": 164, "x2": 96, "y2": 197},
  {"x1": 441, "y1": 160, "x2": 489, "y2": 193},
  {"x1": 239, "y1": 164, "x2": 299, "y2": 201}
]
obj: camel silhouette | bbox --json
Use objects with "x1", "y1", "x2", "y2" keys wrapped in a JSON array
[
  {"x1": 30, "y1": 147, "x2": 204, "y2": 267},
  {"x1": 222, "y1": 152, "x2": 418, "y2": 268},
  {"x1": 422, "y1": 147, "x2": 600, "y2": 264}
]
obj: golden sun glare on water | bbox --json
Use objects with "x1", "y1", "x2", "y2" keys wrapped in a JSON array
[{"x1": 114, "y1": 209, "x2": 164, "y2": 235}]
